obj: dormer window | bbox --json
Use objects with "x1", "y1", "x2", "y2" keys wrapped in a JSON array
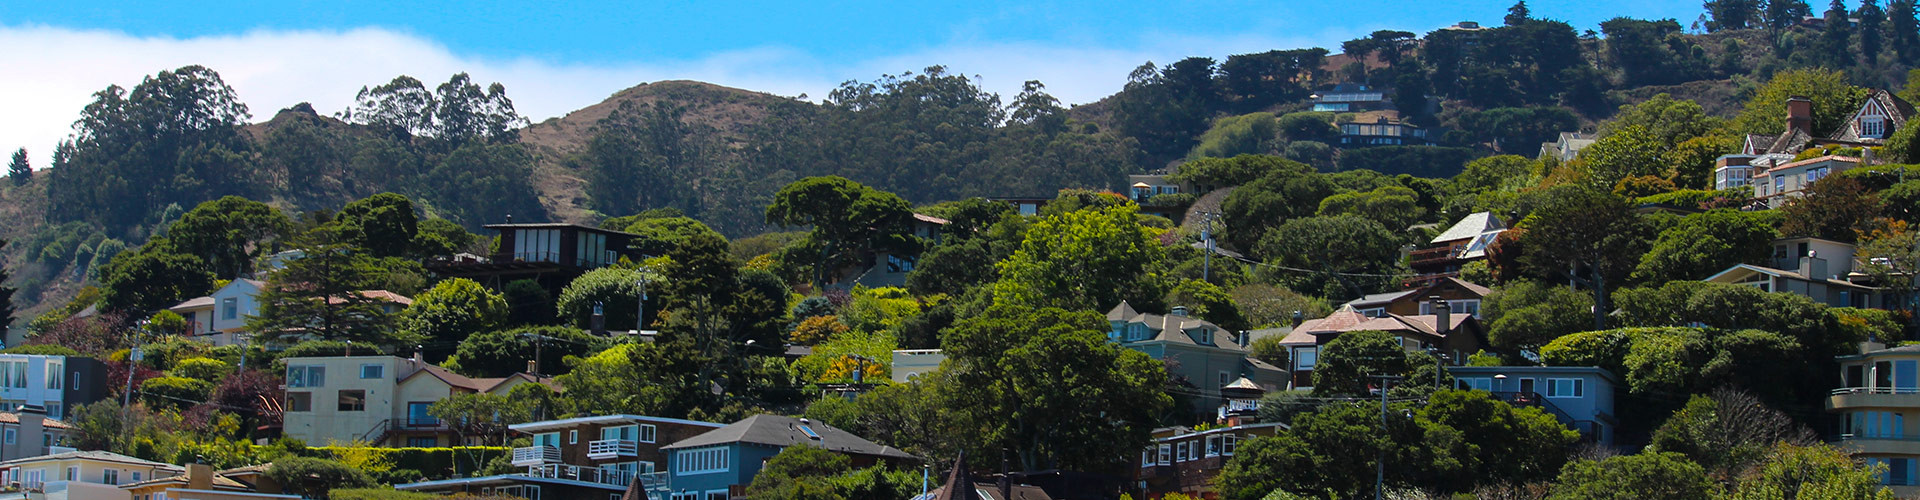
[{"x1": 1863, "y1": 116, "x2": 1887, "y2": 138}]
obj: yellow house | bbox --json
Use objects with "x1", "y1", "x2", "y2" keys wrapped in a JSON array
[
  {"x1": 281, "y1": 354, "x2": 555, "y2": 447},
  {"x1": 121, "y1": 463, "x2": 298, "y2": 500},
  {"x1": 0, "y1": 450, "x2": 181, "y2": 500}
]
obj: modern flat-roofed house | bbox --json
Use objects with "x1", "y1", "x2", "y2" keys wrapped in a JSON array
[
  {"x1": 1277, "y1": 302, "x2": 1485, "y2": 390},
  {"x1": 1336, "y1": 115, "x2": 1429, "y2": 147},
  {"x1": 426, "y1": 223, "x2": 649, "y2": 299},
  {"x1": 890, "y1": 350, "x2": 946, "y2": 383},
  {"x1": 0, "y1": 354, "x2": 108, "y2": 422},
  {"x1": 844, "y1": 214, "x2": 947, "y2": 290},
  {"x1": 0, "y1": 451, "x2": 182, "y2": 500},
  {"x1": 280, "y1": 354, "x2": 554, "y2": 448},
  {"x1": 396, "y1": 414, "x2": 725, "y2": 500},
  {"x1": 1449, "y1": 366, "x2": 1618, "y2": 444},
  {"x1": 1704, "y1": 236, "x2": 1881, "y2": 309},
  {"x1": 1827, "y1": 342, "x2": 1920, "y2": 496},
  {"x1": 1311, "y1": 83, "x2": 1389, "y2": 113},
  {"x1": 657, "y1": 414, "x2": 917, "y2": 500}
]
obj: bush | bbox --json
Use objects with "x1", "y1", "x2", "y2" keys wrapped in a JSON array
[
  {"x1": 0, "y1": 345, "x2": 80, "y2": 356},
  {"x1": 1145, "y1": 193, "x2": 1198, "y2": 207},
  {"x1": 306, "y1": 446, "x2": 509, "y2": 480},
  {"x1": 170, "y1": 357, "x2": 233, "y2": 381},
  {"x1": 280, "y1": 340, "x2": 387, "y2": 359},
  {"x1": 265, "y1": 457, "x2": 376, "y2": 499},
  {"x1": 140, "y1": 376, "x2": 214, "y2": 410}
]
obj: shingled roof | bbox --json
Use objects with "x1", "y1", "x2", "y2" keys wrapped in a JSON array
[{"x1": 660, "y1": 414, "x2": 918, "y2": 461}]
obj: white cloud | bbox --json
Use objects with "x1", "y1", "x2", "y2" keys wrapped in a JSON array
[{"x1": 0, "y1": 24, "x2": 1352, "y2": 168}]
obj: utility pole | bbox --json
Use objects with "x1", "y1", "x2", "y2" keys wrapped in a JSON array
[
  {"x1": 1369, "y1": 374, "x2": 1405, "y2": 500},
  {"x1": 635, "y1": 272, "x2": 650, "y2": 333},
  {"x1": 1198, "y1": 210, "x2": 1223, "y2": 283}
]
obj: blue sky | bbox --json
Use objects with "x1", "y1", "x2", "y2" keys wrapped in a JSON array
[{"x1": 1, "y1": 1, "x2": 1712, "y2": 166}]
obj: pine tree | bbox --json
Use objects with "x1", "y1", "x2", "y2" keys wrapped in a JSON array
[
  {"x1": 1705, "y1": 0, "x2": 1764, "y2": 31},
  {"x1": 1824, "y1": 0, "x2": 1856, "y2": 65},
  {"x1": 1890, "y1": 0, "x2": 1919, "y2": 63},
  {"x1": 1766, "y1": 0, "x2": 1816, "y2": 47},
  {"x1": 6, "y1": 149, "x2": 26, "y2": 187},
  {"x1": 1862, "y1": 0, "x2": 1889, "y2": 64},
  {"x1": 1506, "y1": 1, "x2": 1531, "y2": 26}
]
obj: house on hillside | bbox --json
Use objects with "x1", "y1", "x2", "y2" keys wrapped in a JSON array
[
  {"x1": 279, "y1": 354, "x2": 555, "y2": 448},
  {"x1": 1131, "y1": 377, "x2": 1285, "y2": 499},
  {"x1": 0, "y1": 450, "x2": 182, "y2": 500},
  {"x1": 1827, "y1": 342, "x2": 1920, "y2": 496},
  {"x1": 1336, "y1": 114, "x2": 1429, "y2": 147},
  {"x1": 842, "y1": 214, "x2": 948, "y2": 289},
  {"x1": 1408, "y1": 212, "x2": 1506, "y2": 285},
  {"x1": 1703, "y1": 236, "x2": 1882, "y2": 308},
  {"x1": 426, "y1": 223, "x2": 649, "y2": 300},
  {"x1": 168, "y1": 279, "x2": 265, "y2": 346},
  {"x1": 1717, "y1": 91, "x2": 1913, "y2": 202},
  {"x1": 655, "y1": 414, "x2": 917, "y2": 499},
  {"x1": 1342, "y1": 277, "x2": 1491, "y2": 318},
  {"x1": 1449, "y1": 366, "x2": 1618, "y2": 444},
  {"x1": 1277, "y1": 301, "x2": 1485, "y2": 390},
  {"x1": 0, "y1": 407, "x2": 73, "y2": 462},
  {"x1": 1105, "y1": 302, "x2": 1288, "y2": 414},
  {"x1": 395, "y1": 414, "x2": 725, "y2": 500},
  {"x1": 1311, "y1": 83, "x2": 1390, "y2": 112},
  {"x1": 0, "y1": 354, "x2": 108, "y2": 421},
  {"x1": 120, "y1": 462, "x2": 298, "y2": 500},
  {"x1": 1538, "y1": 131, "x2": 1595, "y2": 162}
]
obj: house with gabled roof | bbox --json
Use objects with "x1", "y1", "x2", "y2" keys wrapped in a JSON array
[
  {"x1": 1409, "y1": 212, "x2": 1506, "y2": 285},
  {"x1": 653, "y1": 414, "x2": 917, "y2": 499},
  {"x1": 1342, "y1": 277, "x2": 1492, "y2": 319},
  {"x1": 1721, "y1": 91, "x2": 1913, "y2": 203},
  {"x1": 1277, "y1": 301, "x2": 1485, "y2": 390},
  {"x1": 1703, "y1": 236, "x2": 1883, "y2": 309},
  {"x1": 280, "y1": 354, "x2": 555, "y2": 448},
  {"x1": 1105, "y1": 302, "x2": 1288, "y2": 415},
  {"x1": 397, "y1": 413, "x2": 725, "y2": 500}
]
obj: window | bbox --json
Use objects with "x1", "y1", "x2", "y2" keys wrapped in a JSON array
[
  {"x1": 1206, "y1": 435, "x2": 1222, "y2": 457},
  {"x1": 569, "y1": 430, "x2": 578, "y2": 444},
  {"x1": 705, "y1": 491, "x2": 728, "y2": 500},
  {"x1": 338, "y1": 390, "x2": 366, "y2": 411},
  {"x1": 1223, "y1": 435, "x2": 1237, "y2": 456},
  {"x1": 675, "y1": 447, "x2": 729, "y2": 475},
  {"x1": 408, "y1": 402, "x2": 437, "y2": 426},
  {"x1": 131, "y1": 471, "x2": 140, "y2": 482},
  {"x1": 4, "y1": 428, "x2": 14, "y2": 444},
  {"x1": 1356, "y1": 307, "x2": 1386, "y2": 318},
  {"x1": 1174, "y1": 441, "x2": 1189, "y2": 462},
  {"x1": 1458, "y1": 378, "x2": 1494, "y2": 391},
  {"x1": 1864, "y1": 116, "x2": 1888, "y2": 138},
  {"x1": 71, "y1": 372, "x2": 79, "y2": 391},
  {"x1": 1547, "y1": 378, "x2": 1584, "y2": 398},
  {"x1": 1157, "y1": 444, "x2": 1171, "y2": 465},
  {"x1": 1295, "y1": 348, "x2": 1318, "y2": 370},
  {"x1": 287, "y1": 392, "x2": 312, "y2": 412},
  {"x1": 46, "y1": 362, "x2": 61, "y2": 389},
  {"x1": 639, "y1": 424, "x2": 657, "y2": 443},
  {"x1": 286, "y1": 366, "x2": 325, "y2": 388},
  {"x1": 4, "y1": 361, "x2": 26, "y2": 388},
  {"x1": 221, "y1": 298, "x2": 238, "y2": 320},
  {"x1": 535, "y1": 432, "x2": 560, "y2": 447},
  {"x1": 1808, "y1": 166, "x2": 1831, "y2": 184},
  {"x1": 103, "y1": 469, "x2": 118, "y2": 485},
  {"x1": 1219, "y1": 371, "x2": 1232, "y2": 389},
  {"x1": 886, "y1": 254, "x2": 916, "y2": 273},
  {"x1": 64, "y1": 466, "x2": 76, "y2": 480},
  {"x1": 1518, "y1": 378, "x2": 1537, "y2": 394},
  {"x1": 603, "y1": 424, "x2": 636, "y2": 441},
  {"x1": 360, "y1": 364, "x2": 384, "y2": 379},
  {"x1": 1142, "y1": 448, "x2": 1155, "y2": 467},
  {"x1": 1420, "y1": 299, "x2": 1483, "y2": 318},
  {"x1": 1775, "y1": 176, "x2": 1786, "y2": 193},
  {"x1": 408, "y1": 437, "x2": 438, "y2": 447}
]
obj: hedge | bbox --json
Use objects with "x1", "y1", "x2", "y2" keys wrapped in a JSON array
[{"x1": 306, "y1": 446, "x2": 508, "y2": 480}]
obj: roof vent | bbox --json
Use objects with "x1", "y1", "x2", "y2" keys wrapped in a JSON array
[{"x1": 1170, "y1": 306, "x2": 1189, "y2": 317}]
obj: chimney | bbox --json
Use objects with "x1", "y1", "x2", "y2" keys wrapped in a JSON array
[
  {"x1": 1787, "y1": 96, "x2": 1813, "y2": 136},
  {"x1": 1169, "y1": 306, "x2": 1189, "y2": 317},
  {"x1": 1800, "y1": 253, "x2": 1829, "y2": 281},
  {"x1": 1432, "y1": 296, "x2": 1452, "y2": 335},
  {"x1": 187, "y1": 463, "x2": 213, "y2": 491},
  {"x1": 17, "y1": 407, "x2": 42, "y2": 458},
  {"x1": 527, "y1": 360, "x2": 538, "y2": 375}
]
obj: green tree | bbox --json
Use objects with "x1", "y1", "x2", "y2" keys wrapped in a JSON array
[
  {"x1": 1781, "y1": 176, "x2": 1882, "y2": 243},
  {"x1": 1221, "y1": 166, "x2": 1338, "y2": 251},
  {"x1": 248, "y1": 244, "x2": 396, "y2": 345},
  {"x1": 1823, "y1": 0, "x2": 1857, "y2": 65},
  {"x1": 1316, "y1": 185, "x2": 1425, "y2": 230},
  {"x1": 397, "y1": 278, "x2": 507, "y2": 359},
  {"x1": 1165, "y1": 279, "x2": 1250, "y2": 331},
  {"x1": 1506, "y1": 0, "x2": 1531, "y2": 25},
  {"x1": 1515, "y1": 186, "x2": 1647, "y2": 329},
  {"x1": 745, "y1": 445, "x2": 853, "y2": 500},
  {"x1": 1705, "y1": 0, "x2": 1763, "y2": 31},
  {"x1": 167, "y1": 196, "x2": 290, "y2": 279},
  {"x1": 992, "y1": 204, "x2": 1168, "y2": 311},
  {"x1": 1857, "y1": 224, "x2": 1920, "y2": 332},
  {"x1": 1767, "y1": 0, "x2": 1815, "y2": 33},
  {"x1": 555, "y1": 268, "x2": 657, "y2": 331},
  {"x1": 939, "y1": 304, "x2": 1171, "y2": 472},
  {"x1": 334, "y1": 193, "x2": 419, "y2": 257},
  {"x1": 444, "y1": 325, "x2": 610, "y2": 378},
  {"x1": 1254, "y1": 215, "x2": 1402, "y2": 301},
  {"x1": 1649, "y1": 389, "x2": 1819, "y2": 481},
  {"x1": 905, "y1": 237, "x2": 996, "y2": 297},
  {"x1": 1732, "y1": 68, "x2": 1868, "y2": 136},
  {"x1": 1730, "y1": 443, "x2": 1897, "y2": 499},
  {"x1": 1229, "y1": 283, "x2": 1330, "y2": 328},
  {"x1": 1893, "y1": 0, "x2": 1920, "y2": 64},
  {"x1": 1633, "y1": 209, "x2": 1779, "y2": 283},
  {"x1": 1187, "y1": 113, "x2": 1279, "y2": 160},
  {"x1": 410, "y1": 218, "x2": 476, "y2": 257},
  {"x1": 7, "y1": 148, "x2": 27, "y2": 186},
  {"x1": 1482, "y1": 281, "x2": 1597, "y2": 353},
  {"x1": 98, "y1": 239, "x2": 216, "y2": 316},
  {"x1": 1862, "y1": 0, "x2": 1889, "y2": 64},
  {"x1": 263, "y1": 457, "x2": 376, "y2": 499},
  {"x1": 1310, "y1": 330, "x2": 1410, "y2": 395},
  {"x1": 765, "y1": 176, "x2": 919, "y2": 290},
  {"x1": 501, "y1": 279, "x2": 553, "y2": 326},
  {"x1": 427, "y1": 391, "x2": 543, "y2": 445},
  {"x1": 625, "y1": 216, "x2": 724, "y2": 256},
  {"x1": 139, "y1": 376, "x2": 214, "y2": 410},
  {"x1": 1548, "y1": 452, "x2": 1718, "y2": 500}
]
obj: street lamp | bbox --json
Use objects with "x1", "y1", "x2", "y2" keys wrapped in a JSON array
[{"x1": 1494, "y1": 374, "x2": 1508, "y2": 394}]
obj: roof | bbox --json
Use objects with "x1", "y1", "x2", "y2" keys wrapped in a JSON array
[
  {"x1": 912, "y1": 213, "x2": 951, "y2": 225},
  {"x1": 0, "y1": 450, "x2": 182, "y2": 469},
  {"x1": 1758, "y1": 155, "x2": 1859, "y2": 175},
  {"x1": 169, "y1": 296, "x2": 216, "y2": 311},
  {"x1": 917, "y1": 483, "x2": 1054, "y2": 500},
  {"x1": 1829, "y1": 89, "x2": 1916, "y2": 143},
  {"x1": 659, "y1": 414, "x2": 918, "y2": 461},
  {"x1": 119, "y1": 472, "x2": 254, "y2": 491},
  {"x1": 510, "y1": 414, "x2": 725, "y2": 433},
  {"x1": 1344, "y1": 289, "x2": 1420, "y2": 309},
  {"x1": 0, "y1": 412, "x2": 72, "y2": 430},
  {"x1": 483, "y1": 223, "x2": 638, "y2": 236},
  {"x1": 1104, "y1": 302, "x2": 1244, "y2": 351},
  {"x1": 1449, "y1": 365, "x2": 1620, "y2": 384},
  {"x1": 1289, "y1": 304, "x2": 1474, "y2": 343},
  {"x1": 328, "y1": 290, "x2": 413, "y2": 306},
  {"x1": 1431, "y1": 212, "x2": 1506, "y2": 244},
  {"x1": 1703, "y1": 264, "x2": 1875, "y2": 289}
]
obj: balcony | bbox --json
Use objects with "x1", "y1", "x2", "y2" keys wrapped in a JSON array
[
  {"x1": 1828, "y1": 387, "x2": 1920, "y2": 411},
  {"x1": 525, "y1": 464, "x2": 648, "y2": 488},
  {"x1": 587, "y1": 438, "x2": 639, "y2": 460},
  {"x1": 1833, "y1": 433, "x2": 1920, "y2": 456},
  {"x1": 511, "y1": 445, "x2": 561, "y2": 467},
  {"x1": 395, "y1": 417, "x2": 449, "y2": 432},
  {"x1": 1409, "y1": 245, "x2": 1462, "y2": 267}
]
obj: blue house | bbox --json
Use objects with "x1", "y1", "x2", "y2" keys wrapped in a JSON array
[
  {"x1": 653, "y1": 414, "x2": 917, "y2": 499},
  {"x1": 1448, "y1": 366, "x2": 1619, "y2": 445}
]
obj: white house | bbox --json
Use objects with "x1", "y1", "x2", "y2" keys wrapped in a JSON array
[{"x1": 168, "y1": 279, "x2": 265, "y2": 346}]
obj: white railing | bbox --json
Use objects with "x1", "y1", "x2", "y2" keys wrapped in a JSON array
[
  {"x1": 1831, "y1": 387, "x2": 1920, "y2": 396},
  {"x1": 636, "y1": 471, "x2": 667, "y2": 489},
  {"x1": 510, "y1": 445, "x2": 561, "y2": 466},
  {"x1": 526, "y1": 464, "x2": 636, "y2": 487},
  {"x1": 587, "y1": 439, "x2": 638, "y2": 459}
]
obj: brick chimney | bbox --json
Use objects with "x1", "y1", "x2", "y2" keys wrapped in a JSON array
[{"x1": 1787, "y1": 96, "x2": 1813, "y2": 136}]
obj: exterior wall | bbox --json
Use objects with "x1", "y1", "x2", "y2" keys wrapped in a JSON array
[
  {"x1": 1830, "y1": 350, "x2": 1920, "y2": 490},
  {"x1": 1, "y1": 459, "x2": 180, "y2": 493},
  {"x1": 281, "y1": 356, "x2": 421, "y2": 446},
  {"x1": 1755, "y1": 158, "x2": 1857, "y2": 207},
  {"x1": 890, "y1": 350, "x2": 946, "y2": 383},
  {"x1": 391, "y1": 372, "x2": 465, "y2": 446},
  {"x1": 1134, "y1": 424, "x2": 1284, "y2": 499},
  {"x1": 663, "y1": 442, "x2": 776, "y2": 500},
  {"x1": 1449, "y1": 367, "x2": 1617, "y2": 444},
  {"x1": 0, "y1": 420, "x2": 70, "y2": 461},
  {"x1": 1771, "y1": 238, "x2": 1858, "y2": 276},
  {"x1": 208, "y1": 281, "x2": 262, "y2": 334},
  {"x1": 145, "y1": 487, "x2": 298, "y2": 499},
  {"x1": 0, "y1": 355, "x2": 90, "y2": 420}
]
